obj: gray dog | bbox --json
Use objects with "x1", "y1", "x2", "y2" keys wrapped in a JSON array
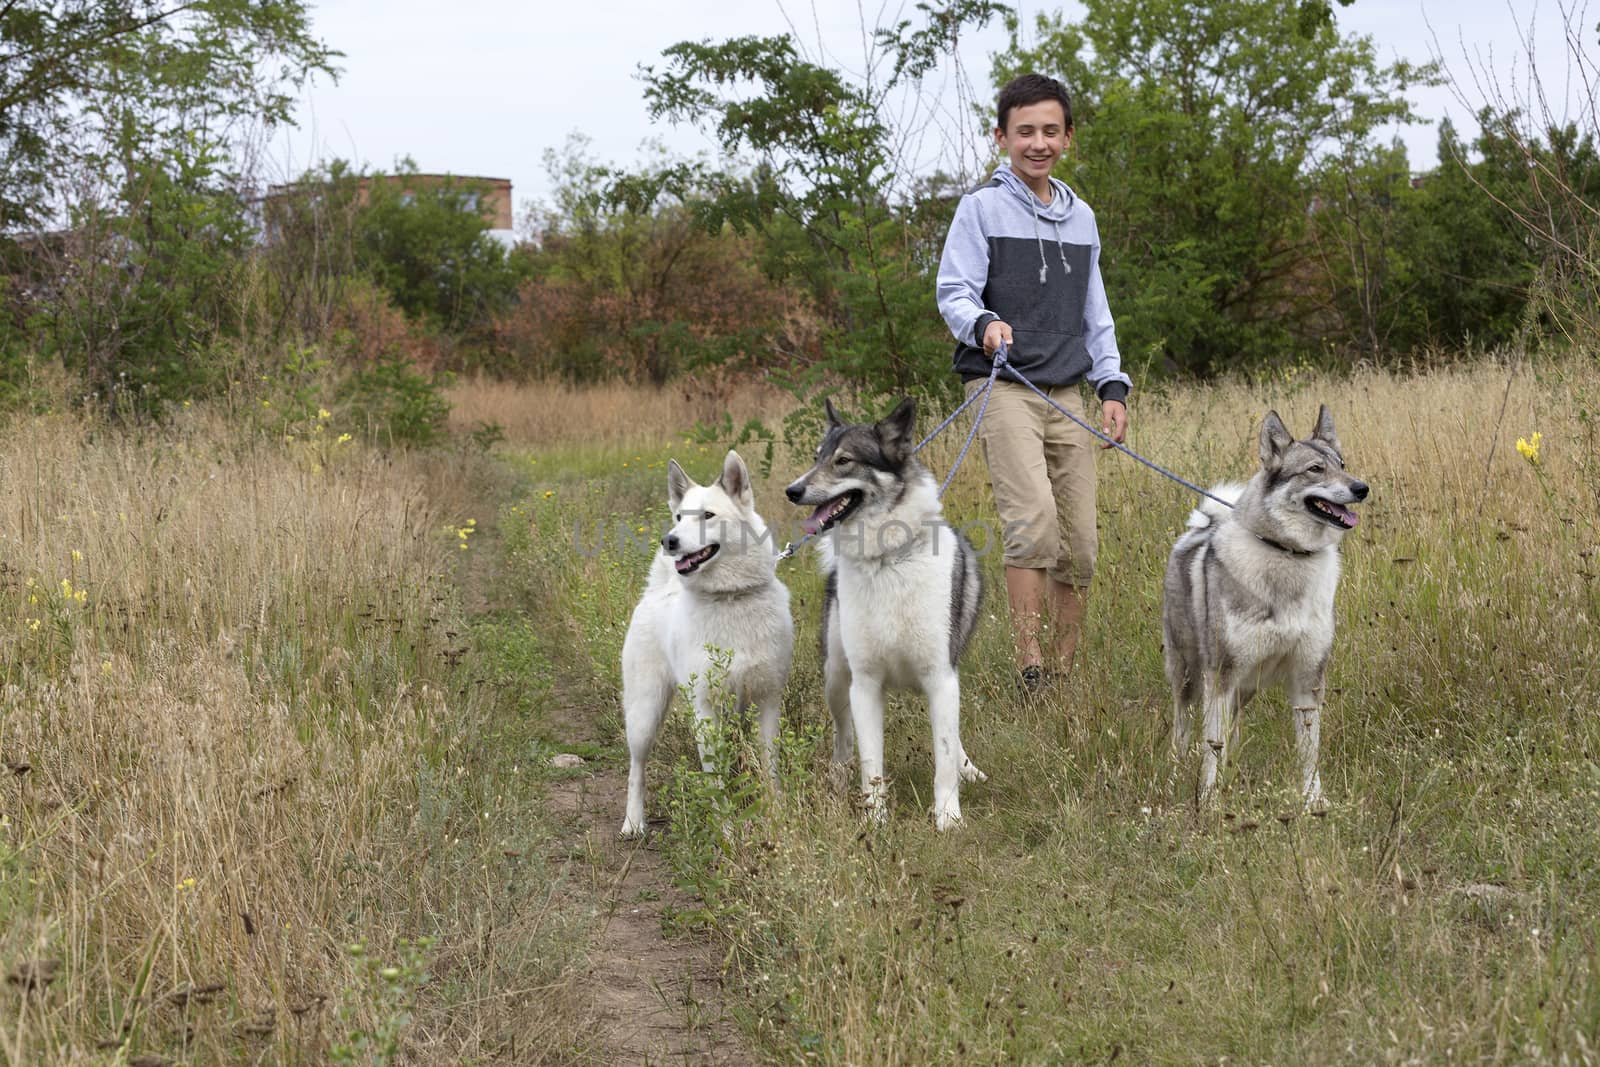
[{"x1": 1163, "y1": 406, "x2": 1367, "y2": 809}]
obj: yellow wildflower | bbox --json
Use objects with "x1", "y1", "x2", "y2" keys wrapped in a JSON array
[
  {"x1": 1515, "y1": 431, "x2": 1542, "y2": 466},
  {"x1": 543, "y1": 490, "x2": 555, "y2": 499},
  {"x1": 71, "y1": 550, "x2": 81, "y2": 563},
  {"x1": 337, "y1": 433, "x2": 352, "y2": 444},
  {"x1": 101, "y1": 661, "x2": 113, "y2": 675},
  {"x1": 318, "y1": 408, "x2": 331, "y2": 420},
  {"x1": 177, "y1": 877, "x2": 196, "y2": 891},
  {"x1": 261, "y1": 399, "x2": 272, "y2": 408},
  {"x1": 27, "y1": 619, "x2": 39, "y2": 632}
]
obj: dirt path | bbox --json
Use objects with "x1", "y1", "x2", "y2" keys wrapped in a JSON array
[
  {"x1": 461, "y1": 483, "x2": 753, "y2": 1064},
  {"x1": 542, "y1": 693, "x2": 754, "y2": 1065}
]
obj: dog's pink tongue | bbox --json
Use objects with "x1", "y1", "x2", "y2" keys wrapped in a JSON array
[
  {"x1": 1337, "y1": 504, "x2": 1359, "y2": 527},
  {"x1": 802, "y1": 504, "x2": 830, "y2": 535}
]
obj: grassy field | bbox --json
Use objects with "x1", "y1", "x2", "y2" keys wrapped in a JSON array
[
  {"x1": 0, "y1": 407, "x2": 597, "y2": 1063},
  {"x1": 486, "y1": 353, "x2": 1600, "y2": 1064},
  {"x1": 1, "y1": 353, "x2": 1595, "y2": 1064}
]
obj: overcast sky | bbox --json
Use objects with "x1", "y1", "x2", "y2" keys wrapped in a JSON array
[{"x1": 267, "y1": 1, "x2": 1596, "y2": 232}]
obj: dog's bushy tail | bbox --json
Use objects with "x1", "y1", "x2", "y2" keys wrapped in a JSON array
[{"x1": 1186, "y1": 483, "x2": 1245, "y2": 530}]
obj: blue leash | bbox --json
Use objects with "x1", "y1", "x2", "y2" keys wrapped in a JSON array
[
  {"x1": 988, "y1": 342, "x2": 1237, "y2": 511},
  {"x1": 774, "y1": 341, "x2": 1230, "y2": 563}
]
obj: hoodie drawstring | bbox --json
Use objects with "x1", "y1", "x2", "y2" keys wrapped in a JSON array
[{"x1": 1033, "y1": 213, "x2": 1072, "y2": 284}]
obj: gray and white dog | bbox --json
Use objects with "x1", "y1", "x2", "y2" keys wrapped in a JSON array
[
  {"x1": 1162, "y1": 405, "x2": 1367, "y2": 809},
  {"x1": 785, "y1": 398, "x2": 986, "y2": 830}
]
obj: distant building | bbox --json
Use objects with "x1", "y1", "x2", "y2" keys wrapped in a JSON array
[{"x1": 258, "y1": 172, "x2": 515, "y2": 243}]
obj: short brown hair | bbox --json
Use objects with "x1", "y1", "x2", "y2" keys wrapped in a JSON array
[{"x1": 997, "y1": 73, "x2": 1074, "y2": 133}]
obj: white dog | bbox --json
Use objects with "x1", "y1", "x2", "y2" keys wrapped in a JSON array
[
  {"x1": 619, "y1": 450, "x2": 794, "y2": 838},
  {"x1": 784, "y1": 398, "x2": 986, "y2": 830}
]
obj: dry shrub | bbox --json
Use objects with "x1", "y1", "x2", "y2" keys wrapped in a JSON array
[
  {"x1": 0, "y1": 410, "x2": 589, "y2": 1063},
  {"x1": 326, "y1": 277, "x2": 447, "y2": 371},
  {"x1": 489, "y1": 224, "x2": 823, "y2": 384}
]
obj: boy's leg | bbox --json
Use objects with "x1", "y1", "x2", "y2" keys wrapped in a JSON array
[
  {"x1": 1048, "y1": 580, "x2": 1089, "y2": 675},
  {"x1": 971, "y1": 380, "x2": 1060, "y2": 672},
  {"x1": 1042, "y1": 385, "x2": 1098, "y2": 676},
  {"x1": 1004, "y1": 565, "x2": 1048, "y2": 670}
]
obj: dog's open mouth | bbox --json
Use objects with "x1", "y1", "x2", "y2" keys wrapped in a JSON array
[
  {"x1": 1306, "y1": 496, "x2": 1359, "y2": 529},
  {"x1": 674, "y1": 544, "x2": 719, "y2": 574},
  {"x1": 803, "y1": 491, "x2": 862, "y2": 535}
]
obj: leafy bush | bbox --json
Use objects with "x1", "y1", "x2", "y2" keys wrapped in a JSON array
[{"x1": 340, "y1": 354, "x2": 452, "y2": 447}]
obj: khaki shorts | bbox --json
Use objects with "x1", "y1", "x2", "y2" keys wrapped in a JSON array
[{"x1": 965, "y1": 378, "x2": 1098, "y2": 587}]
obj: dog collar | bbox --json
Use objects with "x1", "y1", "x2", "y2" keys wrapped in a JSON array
[{"x1": 1254, "y1": 533, "x2": 1313, "y2": 557}]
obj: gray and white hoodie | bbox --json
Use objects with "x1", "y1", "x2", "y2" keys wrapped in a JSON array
[{"x1": 936, "y1": 162, "x2": 1130, "y2": 403}]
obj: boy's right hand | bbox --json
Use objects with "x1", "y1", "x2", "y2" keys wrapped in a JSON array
[{"x1": 982, "y1": 319, "x2": 1014, "y2": 358}]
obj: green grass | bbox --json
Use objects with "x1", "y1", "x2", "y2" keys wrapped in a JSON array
[{"x1": 509, "y1": 354, "x2": 1600, "y2": 1064}]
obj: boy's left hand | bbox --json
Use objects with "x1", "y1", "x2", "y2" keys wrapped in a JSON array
[{"x1": 1100, "y1": 400, "x2": 1128, "y2": 449}]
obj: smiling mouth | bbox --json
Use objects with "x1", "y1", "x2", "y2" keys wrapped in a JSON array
[
  {"x1": 674, "y1": 544, "x2": 719, "y2": 574},
  {"x1": 1307, "y1": 496, "x2": 1359, "y2": 530},
  {"x1": 803, "y1": 491, "x2": 862, "y2": 535}
]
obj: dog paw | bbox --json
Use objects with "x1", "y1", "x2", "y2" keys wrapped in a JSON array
[
  {"x1": 933, "y1": 807, "x2": 964, "y2": 831},
  {"x1": 860, "y1": 787, "x2": 889, "y2": 827},
  {"x1": 959, "y1": 759, "x2": 987, "y2": 784},
  {"x1": 618, "y1": 817, "x2": 647, "y2": 839}
]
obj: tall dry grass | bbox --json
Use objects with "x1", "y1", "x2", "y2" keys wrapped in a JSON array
[
  {"x1": 446, "y1": 374, "x2": 794, "y2": 448},
  {"x1": 0, "y1": 411, "x2": 590, "y2": 1064},
  {"x1": 508, "y1": 352, "x2": 1600, "y2": 1064}
]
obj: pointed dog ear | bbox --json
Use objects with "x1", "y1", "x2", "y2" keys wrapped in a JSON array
[
  {"x1": 1259, "y1": 410, "x2": 1293, "y2": 470},
  {"x1": 667, "y1": 458, "x2": 695, "y2": 513},
  {"x1": 718, "y1": 449, "x2": 754, "y2": 509},
  {"x1": 1311, "y1": 404, "x2": 1343, "y2": 462},
  {"x1": 823, "y1": 397, "x2": 845, "y2": 429},
  {"x1": 877, "y1": 396, "x2": 917, "y2": 464}
]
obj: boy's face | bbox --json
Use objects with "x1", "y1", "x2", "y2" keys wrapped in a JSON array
[{"x1": 995, "y1": 99, "x2": 1071, "y2": 194}]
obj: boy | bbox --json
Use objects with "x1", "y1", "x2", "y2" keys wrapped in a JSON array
[{"x1": 936, "y1": 73, "x2": 1130, "y2": 692}]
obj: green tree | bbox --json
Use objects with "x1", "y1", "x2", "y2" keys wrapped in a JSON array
[
  {"x1": 0, "y1": 1, "x2": 337, "y2": 411},
  {"x1": 998, "y1": 0, "x2": 1430, "y2": 374},
  {"x1": 0, "y1": 1, "x2": 336, "y2": 231},
  {"x1": 631, "y1": 1, "x2": 1005, "y2": 400},
  {"x1": 1467, "y1": 110, "x2": 1600, "y2": 345},
  {"x1": 354, "y1": 160, "x2": 525, "y2": 335}
]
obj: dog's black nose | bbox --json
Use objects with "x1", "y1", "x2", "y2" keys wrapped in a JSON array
[
  {"x1": 785, "y1": 484, "x2": 803, "y2": 504},
  {"x1": 662, "y1": 533, "x2": 679, "y2": 552},
  {"x1": 1350, "y1": 481, "x2": 1369, "y2": 501}
]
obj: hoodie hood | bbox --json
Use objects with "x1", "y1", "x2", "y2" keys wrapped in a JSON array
[{"x1": 992, "y1": 160, "x2": 1075, "y2": 223}]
